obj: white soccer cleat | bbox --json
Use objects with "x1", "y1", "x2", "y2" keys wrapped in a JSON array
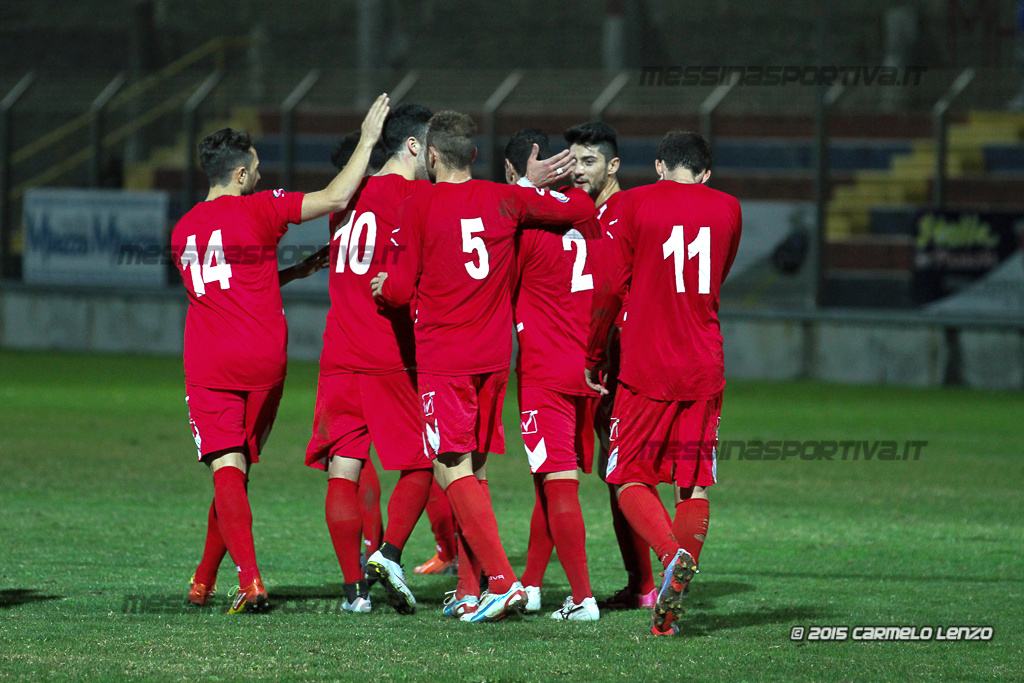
[
  {"x1": 365, "y1": 550, "x2": 417, "y2": 615},
  {"x1": 442, "y1": 590, "x2": 479, "y2": 619},
  {"x1": 524, "y1": 585, "x2": 542, "y2": 613},
  {"x1": 461, "y1": 582, "x2": 527, "y2": 623},
  {"x1": 550, "y1": 595, "x2": 600, "y2": 621},
  {"x1": 341, "y1": 596, "x2": 372, "y2": 613}
]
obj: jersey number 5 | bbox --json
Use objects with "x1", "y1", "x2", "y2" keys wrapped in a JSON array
[
  {"x1": 462, "y1": 217, "x2": 490, "y2": 280},
  {"x1": 180, "y1": 230, "x2": 232, "y2": 297},
  {"x1": 662, "y1": 225, "x2": 710, "y2": 294}
]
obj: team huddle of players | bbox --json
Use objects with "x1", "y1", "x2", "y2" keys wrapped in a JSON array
[{"x1": 170, "y1": 94, "x2": 742, "y2": 636}]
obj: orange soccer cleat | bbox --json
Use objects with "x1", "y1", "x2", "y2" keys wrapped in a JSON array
[
  {"x1": 413, "y1": 551, "x2": 458, "y2": 576},
  {"x1": 227, "y1": 578, "x2": 269, "y2": 614},
  {"x1": 187, "y1": 575, "x2": 216, "y2": 607}
]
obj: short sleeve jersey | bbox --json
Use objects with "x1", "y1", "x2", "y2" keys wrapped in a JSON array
[
  {"x1": 320, "y1": 174, "x2": 431, "y2": 376},
  {"x1": 171, "y1": 189, "x2": 304, "y2": 390},
  {"x1": 381, "y1": 180, "x2": 599, "y2": 376},
  {"x1": 513, "y1": 226, "x2": 597, "y2": 395},
  {"x1": 587, "y1": 180, "x2": 742, "y2": 401}
]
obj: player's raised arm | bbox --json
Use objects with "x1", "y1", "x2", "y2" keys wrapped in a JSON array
[
  {"x1": 300, "y1": 94, "x2": 390, "y2": 222},
  {"x1": 509, "y1": 184, "x2": 600, "y2": 237}
]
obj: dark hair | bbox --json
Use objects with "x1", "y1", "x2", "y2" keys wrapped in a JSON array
[
  {"x1": 657, "y1": 130, "x2": 713, "y2": 175},
  {"x1": 383, "y1": 103, "x2": 434, "y2": 158},
  {"x1": 199, "y1": 128, "x2": 253, "y2": 185},
  {"x1": 564, "y1": 121, "x2": 618, "y2": 160},
  {"x1": 504, "y1": 129, "x2": 550, "y2": 177},
  {"x1": 330, "y1": 131, "x2": 388, "y2": 173},
  {"x1": 426, "y1": 110, "x2": 477, "y2": 171}
]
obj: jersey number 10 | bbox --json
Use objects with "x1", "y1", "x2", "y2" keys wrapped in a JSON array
[{"x1": 663, "y1": 225, "x2": 710, "y2": 294}]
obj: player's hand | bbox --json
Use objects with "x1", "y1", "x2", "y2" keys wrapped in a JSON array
[
  {"x1": 585, "y1": 367, "x2": 608, "y2": 396},
  {"x1": 360, "y1": 93, "x2": 390, "y2": 146},
  {"x1": 370, "y1": 271, "x2": 388, "y2": 299},
  {"x1": 525, "y1": 145, "x2": 576, "y2": 188},
  {"x1": 298, "y1": 244, "x2": 331, "y2": 277}
]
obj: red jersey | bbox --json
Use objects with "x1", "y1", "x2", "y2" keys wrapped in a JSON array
[
  {"x1": 171, "y1": 189, "x2": 304, "y2": 390},
  {"x1": 513, "y1": 226, "x2": 597, "y2": 395},
  {"x1": 587, "y1": 190, "x2": 628, "y2": 328},
  {"x1": 320, "y1": 174, "x2": 430, "y2": 375},
  {"x1": 587, "y1": 180, "x2": 742, "y2": 401},
  {"x1": 381, "y1": 180, "x2": 599, "y2": 376}
]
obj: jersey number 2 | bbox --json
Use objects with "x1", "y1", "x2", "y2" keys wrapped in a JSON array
[
  {"x1": 662, "y1": 225, "x2": 710, "y2": 294},
  {"x1": 181, "y1": 230, "x2": 232, "y2": 297},
  {"x1": 562, "y1": 229, "x2": 593, "y2": 292}
]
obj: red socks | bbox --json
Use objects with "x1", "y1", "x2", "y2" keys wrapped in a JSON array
[
  {"x1": 617, "y1": 484, "x2": 680, "y2": 568},
  {"x1": 358, "y1": 460, "x2": 383, "y2": 556},
  {"x1": 609, "y1": 484, "x2": 656, "y2": 594},
  {"x1": 425, "y1": 479, "x2": 457, "y2": 562},
  {"x1": 520, "y1": 478, "x2": 554, "y2": 588},
  {"x1": 445, "y1": 476, "x2": 516, "y2": 594},
  {"x1": 543, "y1": 478, "x2": 592, "y2": 601},
  {"x1": 325, "y1": 477, "x2": 365, "y2": 584},
  {"x1": 212, "y1": 466, "x2": 260, "y2": 588},
  {"x1": 382, "y1": 469, "x2": 433, "y2": 550},
  {"x1": 673, "y1": 497, "x2": 710, "y2": 563},
  {"x1": 194, "y1": 500, "x2": 227, "y2": 586}
]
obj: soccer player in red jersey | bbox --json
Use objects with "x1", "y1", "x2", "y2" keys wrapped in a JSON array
[
  {"x1": 566, "y1": 121, "x2": 661, "y2": 611},
  {"x1": 323, "y1": 132, "x2": 390, "y2": 567},
  {"x1": 505, "y1": 129, "x2": 599, "y2": 621},
  {"x1": 371, "y1": 110, "x2": 597, "y2": 622},
  {"x1": 172, "y1": 94, "x2": 389, "y2": 614},
  {"x1": 306, "y1": 103, "x2": 438, "y2": 615},
  {"x1": 585, "y1": 130, "x2": 742, "y2": 635}
]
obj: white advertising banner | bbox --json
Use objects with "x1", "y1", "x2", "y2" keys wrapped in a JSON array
[{"x1": 22, "y1": 188, "x2": 170, "y2": 288}]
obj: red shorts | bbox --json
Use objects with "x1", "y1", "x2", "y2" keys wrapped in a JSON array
[
  {"x1": 185, "y1": 382, "x2": 284, "y2": 464},
  {"x1": 605, "y1": 383, "x2": 722, "y2": 489},
  {"x1": 518, "y1": 385, "x2": 598, "y2": 474},
  {"x1": 305, "y1": 369, "x2": 431, "y2": 472},
  {"x1": 418, "y1": 371, "x2": 508, "y2": 459}
]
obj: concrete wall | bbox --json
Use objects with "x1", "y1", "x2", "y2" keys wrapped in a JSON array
[{"x1": 3, "y1": 285, "x2": 1022, "y2": 391}]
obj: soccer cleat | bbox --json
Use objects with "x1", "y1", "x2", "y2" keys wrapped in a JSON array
[
  {"x1": 597, "y1": 586, "x2": 657, "y2": 611},
  {"x1": 461, "y1": 582, "x2": 527, "y2": 623},
  {"x1": 524, "y1": 585, "x2": 542, "y2": 613},
  {"x1": 442, "y1": 590, "x2": 479, "y2": 618},
  {"x1": 413, "y1": 551, "x2": 458, "y2": 576},
  {"x1": 650, "y1": 549, "x2": 698, "y2": 636},
  {"x1": 341, "y1": 596, "x2": 372, "y2": 613},
  {"x1": 365, "y1": 550, "x2": 417, "y2": 615},
  {"x1": 187, "y1": 575, "x2": 216, "y2": 606},
  {"x1": 550, "y1": 595, "x2": 600, "y2": 621},
  {"x1": 226, "y1": 578, "x2": 268, "y2": 614}
]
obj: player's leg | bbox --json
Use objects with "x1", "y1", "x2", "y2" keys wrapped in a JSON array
[
  {"x1": 517, "y1": 383, "x2": 554, "y2": 608},
  {"x1": 542, "y1": 470, "x2": 598, "y2": 621},
  {"x1": 520, "y1": 474, "x2": 553, "y2": 612},
  {"x1": 414, "y1": 478, "x2": 458, "y2": 575},
  {"x1": 189, "y1": 500, "x2": 226, "y2": 606},
  {"x1": 305, "y1": 372, "x2": 373, "y2": 612},
  {"x1": 595, "y1": 332, "x2": 657, "y2": 609},
  {"x1": 422, "y1": 371, "x2": 525, "y2": 622},
  {"x1": 669, "y1": 392, "x2": 721, "y2": 599},
  {"x1": 326, "y1": 456, "x2": 371, "y2": 611},
  {"x1": 358, "y1": 457, "x2": 383, "y2": 557}
]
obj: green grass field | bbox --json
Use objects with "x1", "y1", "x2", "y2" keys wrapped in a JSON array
[{"x1": 1, "y1": 349, "x2": 1022, "y2": 682}]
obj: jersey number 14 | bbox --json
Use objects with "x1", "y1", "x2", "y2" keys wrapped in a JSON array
[{"x1": 180, "y1": 230, "x2": 232, "y2": 297}]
